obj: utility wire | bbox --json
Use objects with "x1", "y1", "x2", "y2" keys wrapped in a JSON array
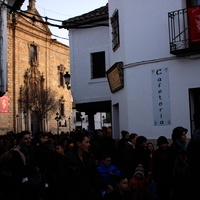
[
  {"x1": 20, "y1": 15, "x2": 69, "y2": 41},
  {"x1": 3, "y1": 1, "x2": 69, "y2": 41},
  {"x1": 2, "y1": 1, "x2": 67, "y2": 27},
  {"x1": 21, "y1": 9, "x2": 65, "y2": 22}
]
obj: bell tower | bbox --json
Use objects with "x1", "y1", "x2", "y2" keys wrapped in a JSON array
[{"x1": 28, "y1": 0, "x2": 36, "y2": 10}]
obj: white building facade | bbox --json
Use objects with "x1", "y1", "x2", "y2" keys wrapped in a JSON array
[
  {"x1": 0, "y1": 0, "x2": 25, "y2": 97},
  {"x1": 63, "y1": 0, "x2": 200, "y2": 140},
  {"x1": 63, "y1": 5, "x2": 112, "y2": 132}
]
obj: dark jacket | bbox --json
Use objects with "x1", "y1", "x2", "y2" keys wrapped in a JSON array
[
  {"x1": 169, "y1": 141, "x2": 190, "y2": 200},
  {"x1": 135, "y1": 145, "x2": 150, "y2": 176},
  {"x1": 58, "y1": 149, "x2": 96, "y2": 200},
  {"x1": 151, "y1": 147, "x2": 172, "y2": 183},
  {"x1": 11, "y1": 144, "x2": 35, "y2": 187},
  {"x1": 121, "y1": 143, "x2": 137, "y2": 179}
]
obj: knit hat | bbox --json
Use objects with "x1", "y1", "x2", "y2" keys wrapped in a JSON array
[
  {"x1": 157, "y1": 136, "x2": 169, "y2": 146},
  {"x1": 134, "y1": 164, "x2": 145, "y2": 178}
]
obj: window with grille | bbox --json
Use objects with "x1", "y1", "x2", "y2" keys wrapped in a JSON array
[{"x1": 111, "y1": 9, "x2": 120, "y2": 51}]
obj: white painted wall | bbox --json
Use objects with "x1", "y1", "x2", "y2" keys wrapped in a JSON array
[
  {"x1": 108, "y1": 0, "x2": 199, "y2": 139},
  {"x1": 69, "y1": 25, "x2": 111, "y2": 104},
  {"x1": 68, "y1": 0, "x2": 200, "y2": 140},
  {"x1": 109, "y1": 0, "x2": 185, "y2": 65}
]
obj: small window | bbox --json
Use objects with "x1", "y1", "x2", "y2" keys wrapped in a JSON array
[
  {"x1": 91, "y1": 51, "x2": 106, "y2": 79},
  {"x1": 59, "y1": 72, "x2": 64, "y2": 86},
  {"x1": 30, "y1": 44, "x2": 37, "y2": 62},
  {"x1": 60, "y1": 103, "x2": 64, "y2": 116},
  {"x1": 111, "y1": 10, "x2": 120, "y2": 51}
]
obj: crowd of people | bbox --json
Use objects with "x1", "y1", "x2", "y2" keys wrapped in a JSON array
[{"x1": 0, "y1": 126, "x2": 199, "y2": 200}]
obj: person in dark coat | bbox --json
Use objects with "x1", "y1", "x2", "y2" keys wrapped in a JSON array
[
  {"x1": 135, "y1": 136, "x2": 150, "y2": 176},
  {"x1": 90, "y1": 129, "x2": 105, "y2": 162},
  {"x1": 121, "y1": 133, "x2": 138, "y2": 180},
  {"x1": 169, "y1": 126, "x2": 190, "y2": 200},
  {"x1": 101, "y1": 127, "x2": 117, "y2": 165},
  {"x1": 151, "y1": 136, "x2": 171, "y2": 200},
  {"x1": 116, "y1": 130, "x2": 129, "y2": 168},
  {"x1": 187, "y1": 129, "x2": 200, "y2": 199},
  {"x1": 58, "y1": 132, "x2": 97, "y2": 200},
  {"x1": 44, "y1": 143, "x2": 67, "y2": 200},
  {"x1": 11, "y1": 131, "x2": 39, "y2": 200}
]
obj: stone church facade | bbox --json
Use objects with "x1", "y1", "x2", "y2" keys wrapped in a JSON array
[{"x1": 0, "y1": 0, "x2": 71, "y2": 135}]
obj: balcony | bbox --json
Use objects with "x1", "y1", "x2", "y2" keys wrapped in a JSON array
[{"x1": 168, "y1": 7, "x2": 200, "y2": 56}]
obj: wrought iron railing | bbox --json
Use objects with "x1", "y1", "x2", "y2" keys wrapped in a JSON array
[{"x1": 168, "y1": 8, "x2": 189, "y2": 53}]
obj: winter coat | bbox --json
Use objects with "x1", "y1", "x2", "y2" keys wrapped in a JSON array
[
  {"x1": 151, "y1": 147, "x2": 172, "y2": 183},
  {"x1": 96, "y1": 162, "x2": 121, "y2": 190},
  {"x1": 135, "y1": 145, "x2": 150, "y2": 176},
  {"x1": 58, "y1": 149, "x2": 96, "y2": 200},
  {"x1": 122, "y1": 143, "x2": 137, "y2": 180},
  {"x1": 128, "y1": 177, "x2": 151, "y2": 200}
]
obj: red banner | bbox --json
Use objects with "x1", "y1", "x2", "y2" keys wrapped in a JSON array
[
  {"x1": 188, "y1": 6, "x2": 200, "y2": 43},
  {"x1": 0, "y1": 95, "x2": 8, "y2": 113}
]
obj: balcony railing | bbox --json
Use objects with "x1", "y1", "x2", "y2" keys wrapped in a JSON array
[{"x1": 168, "y1": 8, "x2": 200, "y2": 56}]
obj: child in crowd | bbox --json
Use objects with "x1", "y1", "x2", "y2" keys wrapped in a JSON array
[
  {"x1": 147, "y1": 142, "x2": 155, "y2": 159},
  {"x1": 128, "y1": 164, "x2": 152, "y2": 200},
  {"x1": 96, "y1": 154, "x2": 121, "y2": 197},
  {"x1": 103, "y1": 175, "x2": 132, "y2": 200}
]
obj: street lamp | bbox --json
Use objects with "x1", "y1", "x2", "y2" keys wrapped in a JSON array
[
  {"x1": 43, "y1": 115, "x2": 46, "y2": 132},
  {"x1": 68, "y1": 117, "x2": 71, "y2": 132},
  {"x1": 16, "y1": 114, "x2": 19, "y2": 133},
  {"x1": 55, "y1": 112, "x2": 61, "y2": 134},
  {"x1": 23, "y1": 111, "x2": 27, "y2": 130},
  {"x1": 63, "y1": 71, "x2": 71, "y2": 90}
]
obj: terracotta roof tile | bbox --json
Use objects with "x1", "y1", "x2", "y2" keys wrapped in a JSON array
[{"x1": 62, "y1": 3, "x2": 108, "y2": 29}]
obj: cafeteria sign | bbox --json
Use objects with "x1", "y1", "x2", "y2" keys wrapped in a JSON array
[{"x1": 152, "y1": 68, "x2": 171, "y2": 126}]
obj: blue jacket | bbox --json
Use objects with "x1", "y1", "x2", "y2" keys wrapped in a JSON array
[{"x1": 96, "y1": 162, "x2": 121, "y2": 187}]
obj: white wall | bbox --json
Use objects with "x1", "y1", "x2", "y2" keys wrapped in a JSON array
[
  {"x1": 69, "y1": 25, "x2": 111, "y2": 104},
  {"x1": 109, "y1": 0, "x2": 184, "y2": 65},
  {"x1": 108, "y1": 0, "x2": 198, "y2": 139}
]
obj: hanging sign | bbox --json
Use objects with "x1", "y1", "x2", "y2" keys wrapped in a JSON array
[
  {"x1": 0, "y1": 95, "x2": 8, "y2": 113},
  {"x1": 152, "y1": 68, "x2": 171, "y2": 126}
]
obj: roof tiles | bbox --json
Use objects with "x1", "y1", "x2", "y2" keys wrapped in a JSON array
[{"x1": 62, "y1": 3, "x2": 108, "y2": 29}]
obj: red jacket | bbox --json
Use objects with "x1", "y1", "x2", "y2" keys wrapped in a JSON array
[{"x1": 128, "y1": 177, "x2": 151, "y2": 200}]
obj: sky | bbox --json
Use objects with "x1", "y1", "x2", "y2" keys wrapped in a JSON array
[{"x1": 21, "y1": 0, "x2": 108, "y2": 46}]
